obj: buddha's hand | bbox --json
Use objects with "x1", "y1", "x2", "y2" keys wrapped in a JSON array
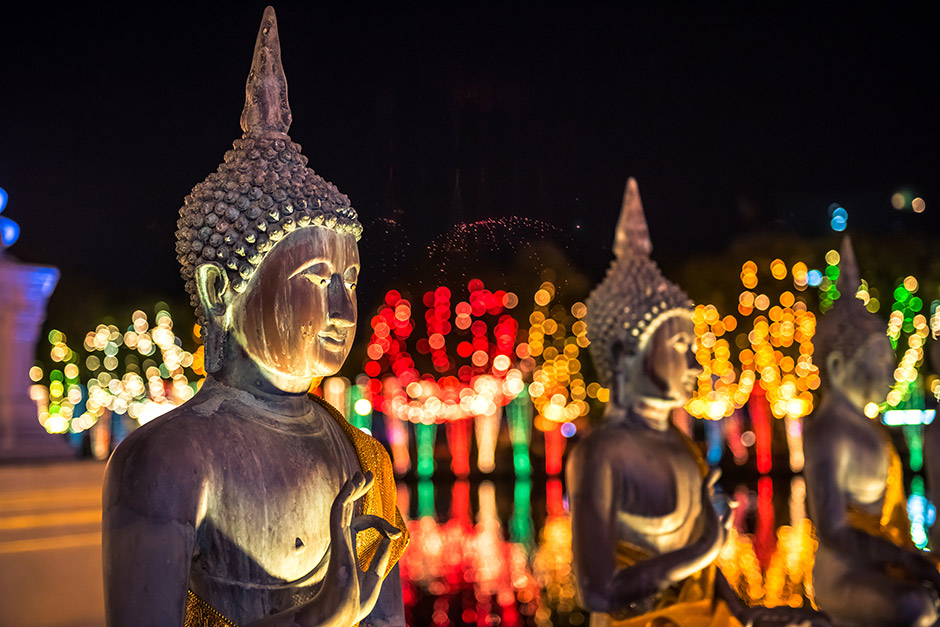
[
  {"x1": 301, "y1": 472, "x2": 402, "y2": 627},
  {"x1": 702, "y1": 469, "x2": 735, "y2": 542},
  {"x1": 705, "y1": 469, "x2": 736, "y2": 539}
]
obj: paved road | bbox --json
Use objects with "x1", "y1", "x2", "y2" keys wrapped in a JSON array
[{"x1": 0, "y1": 460, "x2": 106, "y2": 627}]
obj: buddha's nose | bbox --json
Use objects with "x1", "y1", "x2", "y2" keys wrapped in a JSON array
[{"x1": 327, "y1": 273, "x2": 355, "y2": 327}]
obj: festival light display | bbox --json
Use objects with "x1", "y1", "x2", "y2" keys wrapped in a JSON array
[
  {"x1": 883, "y1": 275, "x2": 930, "y2": 410},
  {"x1": 365, "y1": 281, "x2": 524, "y2": 476},
  {"x1": 28, "y1": 307, "x2": 201, "y2": 457},
  {"x1": 523, "y1": 277, "x2": 596, "y2": 474},
  {"x1": 688, "y1": 258, "x2": 820, "y2": 472}
]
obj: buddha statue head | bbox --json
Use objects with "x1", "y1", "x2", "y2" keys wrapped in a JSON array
[
  {"x1": 174, "y1": 7, "x2": 361, "y2": 393},
  {"x1": 585, "y1": 178, "x2": 699, "y2": 425},
  {"x1": 814, "y1": 236, "x2": 894, "y2": 413}
]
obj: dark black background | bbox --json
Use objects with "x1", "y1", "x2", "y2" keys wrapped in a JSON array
[{"x1": 2, "y1": 2, "x2": 937, "y2": 340}]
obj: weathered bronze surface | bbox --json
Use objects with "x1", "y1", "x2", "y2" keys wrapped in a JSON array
[
  {"x1": 804, "y1": 236, "x2": 940, "y2": 627},
  {"x1": 102, "y1": 8, "x2": 405, "y2": 627},
  {"x1": 571, "y1": 179, "x2": 827, "y2": 626}
]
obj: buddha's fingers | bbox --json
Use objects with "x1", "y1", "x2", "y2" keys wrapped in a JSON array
[
  {"x1": 354, "y1": 529, "x2": 395, "y2": 622},
  {"x1": 705, "y1": 468, "x2": 722, "y2": 490},
  {"x1": 350, "y1": 514, "x2": 401, "y2": 538},
  {"x1": 331, "y1": 472, "x2": 372, "y2": 538}
]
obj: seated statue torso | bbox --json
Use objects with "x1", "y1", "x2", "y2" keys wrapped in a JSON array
[
  {"x1": 807, "y1": 406, "x2": 890, "y2": 528},
  {"x1": 806, "y1": 403, "x2": 897, "y2": 581},
  {"x1": 599, "y1": 423, "x2": 704, "y2": 558},
  {"x1": 110, "y1": 378, "x2": 361, "y2": 623}
]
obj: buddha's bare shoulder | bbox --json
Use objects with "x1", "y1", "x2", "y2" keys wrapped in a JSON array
[
  {"x1": 569, "y1": 421, "x2": 646, "y2": 476},
  {"x1": 103, "y1": 384, "x2": 252, "y2": 515}
]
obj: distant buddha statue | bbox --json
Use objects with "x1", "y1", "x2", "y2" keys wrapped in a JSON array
[
  {"x1": 804, "y1": 236, "x2": 939, "y2": 627},
  {"x1": 569, "y1": 178, "x2": 828, "y2": 627},
  {"x1": 102, "y1": 8, "x2": 408, "y2": 627}
]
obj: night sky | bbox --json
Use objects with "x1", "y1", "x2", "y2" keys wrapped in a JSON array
[{"x1": 2, "y1": 3, "x2": 938, "y2": 338}]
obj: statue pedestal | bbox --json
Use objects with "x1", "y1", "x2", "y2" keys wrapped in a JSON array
[{"x1": 0, "y1": 256, "x2": 71, "y2": 459}]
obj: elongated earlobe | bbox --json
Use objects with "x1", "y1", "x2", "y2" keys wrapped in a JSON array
[
  {"x1": 196, "y1": 263, "x2": 229, "y2": 374},
  {"x1": 826, "y1": 351, "x2": 844, "y2": 390}
]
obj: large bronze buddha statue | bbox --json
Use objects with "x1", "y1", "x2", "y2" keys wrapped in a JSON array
[
  {"x1": 804, "y1": 236, "x2": 939, "y2": 627},
  {"x1": 569, "y1": 178, "x2": 827, "y2": 627},
  {"x1": 102, "y1": 8, "x2": 407, "y2": 627}
]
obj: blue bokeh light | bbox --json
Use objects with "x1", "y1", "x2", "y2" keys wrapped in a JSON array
[
  {"x1": 0, "y1": 216, "x2": 19, "y2": 247},
  {"x1": 560, "y1": 422, "x2": 576, "y2": 438},
  {"x1": 807, "y1": 269, "x2": 823, "y2": 287},
  {"x1": 0, "y1": 186, "x2": 7, "y2": 213},
  {"x1": 829, "y1": 205, "x2": 848, "y2": 231}
]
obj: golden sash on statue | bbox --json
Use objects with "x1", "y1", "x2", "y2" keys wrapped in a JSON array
[
  {"x1": 184, "y1": 396, "x2": 409, "y2": 627},
  {"x1": 609, "y1": 544, "x2": 741, "y2": 627},
  {"x1": 603, "y1": 427, "x2": 744, "y2": 627},
  {"x1": 844, "y1": 428, "x2": 913, "y2": 549}
]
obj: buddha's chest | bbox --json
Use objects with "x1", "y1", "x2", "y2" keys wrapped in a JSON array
[
  {"x1": 195, "y1": 421, "x2": 362, "y2": 583},
  {"x1": 615, "y1": 437, "x2": 703, "y2": 552}
]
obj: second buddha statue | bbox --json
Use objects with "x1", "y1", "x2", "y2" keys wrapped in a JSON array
[{"x1": 569, "y1": 178, "x2": 829, "y2": 627}]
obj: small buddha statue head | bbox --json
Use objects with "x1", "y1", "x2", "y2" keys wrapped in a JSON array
[
  {"x1": 174, "y1": 7, "x2": 362, "y2": 393},
  {"x1": 814, "y1": 236, "x2": 894, "y2": 413},
  {"x1": 585, "y1": 178, "x2": 699, "y2": 423}
]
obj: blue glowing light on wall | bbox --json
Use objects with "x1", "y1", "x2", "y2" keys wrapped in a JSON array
[{"x1": 0, "y1": 186, "x2": 18, "y2": 248}]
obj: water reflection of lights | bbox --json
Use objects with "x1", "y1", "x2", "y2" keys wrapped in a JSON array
[
  {"x1": 400, "y1": 479, "x2": 585, "y2": 626},
  {"x1": 397, "y1": 473, "x2": 937, "y2": 625}
]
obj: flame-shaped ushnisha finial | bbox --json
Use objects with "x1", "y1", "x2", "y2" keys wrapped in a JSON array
[
  {"x1": 177, "y1": 6, "x2": 361, "y2": 328},
  {"x1": 240, "y1": 6, "x2": 292, "y2": 137},
  {"x1": 836, "y1": 235, "x2": 861, "y2": 297},
  {"x1": 585, "y1": 178, "x2": 692, "y2": 387},
  {"x1": 814, "y1": 234, "x2": 885, "y2": 363},
  {"x1": 612, "y1": 177, "x2": 653, "y2": 259}
]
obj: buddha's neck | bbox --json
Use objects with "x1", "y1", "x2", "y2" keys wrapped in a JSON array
[
  {"x1": 211, "y1": 352, "x2": 311, "y2": 418},
  {"x1": 820, "y1": 386, "x2": 869, "y2": 423},
  {"x1": 606, "y1": 395, "x2": 674, "y2": 431}
]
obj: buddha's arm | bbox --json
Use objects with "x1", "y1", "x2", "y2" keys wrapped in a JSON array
[
  {"x1": 605, "y1": 471, "x2": 726, "y2": 598},
  {"x1": 568, "y1": 440, "x2": 620, "y2": 612},
  {"x1": 102, "y1": 433, "x2": 205, "y2": 627},
  {"x1": 805, "y1": 440, "x2": 940, "y2": 587}
]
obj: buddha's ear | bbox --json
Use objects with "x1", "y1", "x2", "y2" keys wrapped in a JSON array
[
  {"x1": 196, "y1": 263, "x2": 229, "y2": 327},
  {"x1": 826, "y1": 350, "x2": 845, "y2": 388}
]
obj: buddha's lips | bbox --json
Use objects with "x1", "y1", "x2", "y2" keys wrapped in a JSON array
[{"x1": 318, "y1": 330, "x2": 347, "y2": 349}]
